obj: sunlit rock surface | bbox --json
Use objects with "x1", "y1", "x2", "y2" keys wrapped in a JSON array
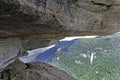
[{"x1": 20, "y1": 32, "x2": 120, "y2": 80}]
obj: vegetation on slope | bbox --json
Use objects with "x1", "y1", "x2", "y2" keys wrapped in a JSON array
[{"x1": 50, "y1": 33, "x2": 120, "y2": 80}]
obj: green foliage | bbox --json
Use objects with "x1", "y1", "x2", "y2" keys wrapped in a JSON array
[{"x1": 50, "y1": 33, "x2": 120, "y2": 80}]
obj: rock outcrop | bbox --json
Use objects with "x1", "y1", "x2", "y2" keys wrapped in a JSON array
[
  {"x1": 0, "y1": 0, "x2": 120, "y2": 80},
  {"x1": 0, "y1": 60, "x2": 75, "y2": 80},
  {"x1": 0, "y1": 0, "x2": 120, "y2": 31},
  {"x1": 0, "y1": 38, "x2": 24, "y2": 70}
]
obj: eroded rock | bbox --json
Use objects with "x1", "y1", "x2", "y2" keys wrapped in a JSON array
[
  {"x1": 0, "y1": 60, "x2": 75, "y2": 80},
  {"x1": 0, "y1": 0, "x2": 120, "y2": 31},
  {"x1": 0, "y1": 38, "x2": 24, "y2": 70},
  {"x1": 0, "y1": 0, "x2": 120, "y2": 79}
]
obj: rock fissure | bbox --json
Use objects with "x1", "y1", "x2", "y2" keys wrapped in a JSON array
[{"x1": 91, "y1": 1, "x2": 112, "y2": 10}]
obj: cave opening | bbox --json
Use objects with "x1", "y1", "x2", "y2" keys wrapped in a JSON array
[{"x1": 19, "y1": 32, "x2": 120, "y2": 80}]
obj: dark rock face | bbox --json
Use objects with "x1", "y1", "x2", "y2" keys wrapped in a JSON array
[
  {"x1": 0, "y1": 0, "x2": 120, "y2": 31},
  {"x1": 21, "y1": 35, "x2": 52, "y2": 50},
  {"x1": 0, "y1": 38, "x2": 24, "y2": 70},
  {"x1": 0, "y1": 36, "x2": 53, "y2": 70},
  {"x1": 0, "y1": 60, "x2": 75, "y2": 80},
  {"x1": 0, "y1": 37, "x2": 75, "y2": 80},
  {"x1": 0, "y1": 0, "x2": 120, "y2": 80},
  {"x1": 0, "y1": 0, "x2": 61, "y2": 30}
]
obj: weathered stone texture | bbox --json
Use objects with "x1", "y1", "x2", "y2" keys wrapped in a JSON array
[
  {"x1": 0, "y1": 38, "x2": 24, "y2": 70},
  {"x1": 0, "y1": 0, "x2": 120, "y2": 31},
  {"x1": 0, "y1": 60, "x2": 75, "y2": 80}
]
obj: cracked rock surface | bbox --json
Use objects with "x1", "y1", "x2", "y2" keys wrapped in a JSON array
[{"x1": 0, "y1": 0, "x2": 120, "y2": 31}]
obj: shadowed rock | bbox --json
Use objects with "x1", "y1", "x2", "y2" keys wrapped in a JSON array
[
  {"x1": 0, "y1": 60, "x2": 75, "y2": 80},
  {"x1": 0, "y1": 0, "x2": 120, "y2": 31},
  {"x1": 0, "y1": 38, "x2": 24, "y2": 70}
]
